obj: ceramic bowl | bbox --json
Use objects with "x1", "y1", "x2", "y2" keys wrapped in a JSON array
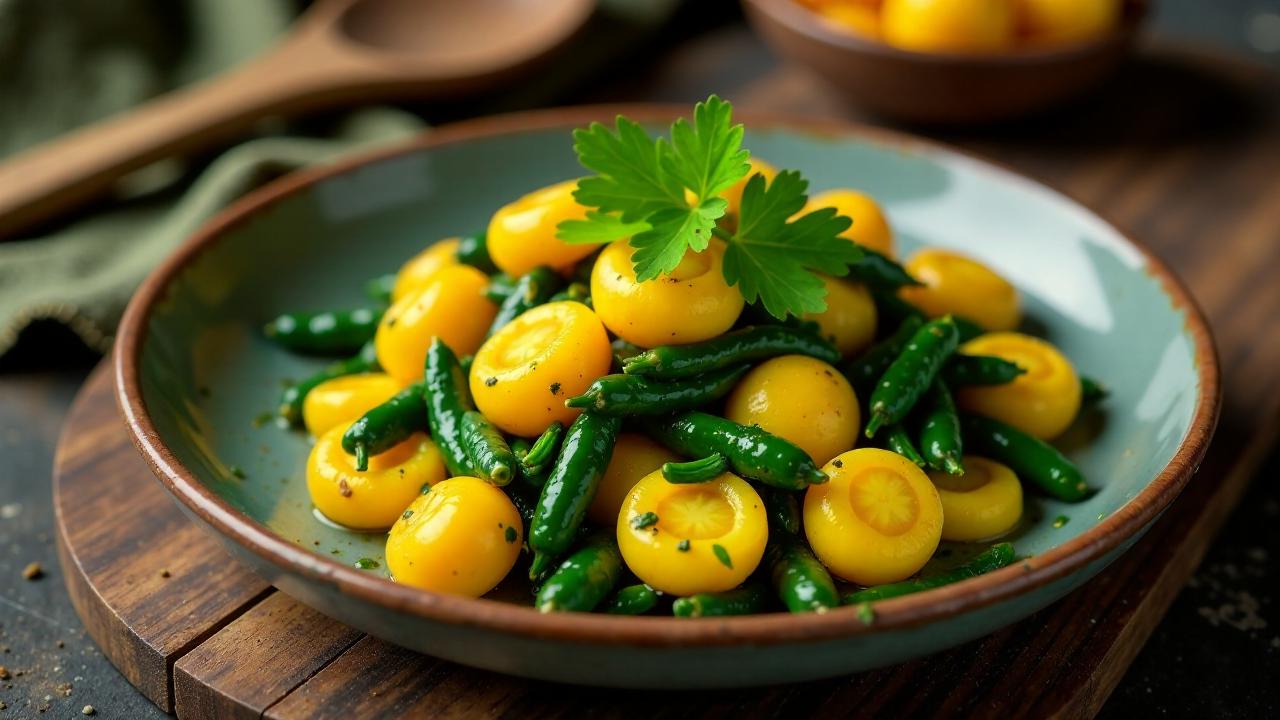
[
  {"x1": 116, "y1": 106, "x2": 1217, "y2": 688},
  {"x1": 742, "y1": 0, "x2": 1148, "y2": 125}
]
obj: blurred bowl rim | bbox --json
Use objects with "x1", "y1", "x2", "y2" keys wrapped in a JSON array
[
  {"x1": 115, "y1": 104, "x2": 1218, "y2": 649},
  {"x1": 743, "y1": 0, "x2": 1149, "y2": 66}
]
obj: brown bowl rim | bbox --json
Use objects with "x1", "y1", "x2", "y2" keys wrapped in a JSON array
[
  {"x1": 742, "y1": 0, "x2": 1149, "y2": 66},
  {"x1": 115, "y1": 104, "x2": 1219, "y2": 648}
]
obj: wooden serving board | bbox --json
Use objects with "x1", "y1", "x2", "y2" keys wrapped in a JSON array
[{"x1": 53, "y1": 44, "x2": 1280, "y2": 719}]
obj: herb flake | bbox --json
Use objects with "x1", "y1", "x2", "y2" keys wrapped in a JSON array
[
  {"x1": 712, "y1": 543, "x2": 733, "y2": 569},
  {"x1": 631, "y1": 511, "x2": 660, "y2": 530},
  {"x1": 855, "y1": 602, "x2": 876, "y2": 625}
]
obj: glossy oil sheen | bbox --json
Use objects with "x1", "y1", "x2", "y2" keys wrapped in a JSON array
[{"x1": 135, "y1": 123, "x2": 1204, "y2": 686}]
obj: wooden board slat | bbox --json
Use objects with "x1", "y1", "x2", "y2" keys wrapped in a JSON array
[
  {"x1": 50, "y1": 42, "x2": 1280, "y2": 720},
  {"x1": 174, "y1": 592, "x2": 364, "y2": 719},
  {"x1": 263, "y1": 637, "x2": 445, "y2": 720},
  {"x1": 52, "y1": 363, "x2": 272, "y2": 712}
]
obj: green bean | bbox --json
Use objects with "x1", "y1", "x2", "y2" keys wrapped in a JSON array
[
  {"x1": 603, "y1": 584, "x2": 660, "y2": 615},
  {"x1": 528, "y1": 413, "x2": 623, "y2": 579},
  {"x1": 565, "y1": 365, "x2": 748, "y2": 416},
  {"x1": 952, "y1": 316, "x2": 986, "y2": 343},
  {"x1": 1081, "y1": 375, "x2": 1109, "y2": 405},
  {"x1": 672, "y1": 583, "x2": 773, "y2": 617},
  {"x1": 864, "y1": 316, "x2": 960, "y2": 438},
  {"x1": 765, "y1": 534, "x2": 839, "y2": 613},
  {"x1": 842, "y1": 543, "x2": 1016, "y2": 604},
  {"x1": 424, "y1": 339, "x2": 476, "y2": 477},
  {"x1": 760, "y1": 486, "x2": 801, "y2": 535},
  {"x1": 459, "y1": 410, "x2": 517, "y2": 485},
  {"x1": 278, "y1": 341, "x2": 378, "y2": 425},
  {"x1": 548, "y1": 282, "x2": 591, "y2": 305},
  {"x1": 487, "y1": 266, "x2": 562, "y2": 337},
  {"x1": 918, "y1": 381, "x2": 964, "y2": 475},
  {"x1": 943, "y1": 354, "x2": 1025, "y2": 386},
  {"x1": 263, "y1": 308, "x2": 382, "y2": 356},
  {"x1": 521, "y1": 421, "x2": 565, "y2": 476},
  {"x1": 644, "y1": 412, "x2": 826, "y2": 491},
  {"x1": 485, "y1": 273, "x2": 518, "y2": 304},
  {"x1": 847, "y1": 246, "x2": 921, "y2": 289},
  {"x1": 341, "y1": 384, "x2": 428, "y2": 471},
  {"x1": 535, "y1": 534, "x2": 623, "y2": 613},
  {"x1": 456, "y1": 231, "x2": 499, "y2": 274},
  {"x1": 661, "y1": 454, "x2": 727, "y2": 484},
  {"x1": 624, "y1": 326, "x2": 839, "y2": 378},
  {"x1": 962, "y1": 414, "x2": 1089, "y2": 501},
  {"x1": 884, "y1": 423, "x2": 926, "y2": 466},
  {"x1": 841, "y1": 315, "x2": 924, "y2": 395}
]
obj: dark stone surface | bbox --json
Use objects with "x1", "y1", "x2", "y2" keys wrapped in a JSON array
[{"x1": 1100, "y1": 449, "x2": 1280, "y2": 719}]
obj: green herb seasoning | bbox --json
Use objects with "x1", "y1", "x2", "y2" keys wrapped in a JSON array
[
  {"x1": 1052, "y1": 515, "x2": 1070, "y2": 528},
  {"x1": 505, "y1": 526, "x2": 519, "y2": 544},
  {"x1": 632, "y1": 512, "x2": 659, "y2": 530},
  {"x1": 354, "y1": 558, "x2": 380, "y2": 570},
  {"x1": 677, "y1": 539, "x2": 691, "y2": 552},
  {"x1": 402, "y1": 509, "x2": 414, "y2": 520},
  {"x1": 229, "y1": 466, "x2": 246, "y2": 480},
  {"x1": 855, "y1": 603, "x2": 876, "y2": 625},
  {"x1": 712, "y1": 543, "x2": 733, "y2": 569}
]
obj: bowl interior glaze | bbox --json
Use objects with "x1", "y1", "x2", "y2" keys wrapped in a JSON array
[{"x1": 124, "y1": 111, "x2": 1214, "y2": 665}]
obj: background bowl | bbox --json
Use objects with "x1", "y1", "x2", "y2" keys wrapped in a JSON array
[
  {"x1": 742, "y1": 0, "x2": 1148, "y2": 125},
  {"x1": 116, "y1": 106, "x2": 1216, "y2": 688}
]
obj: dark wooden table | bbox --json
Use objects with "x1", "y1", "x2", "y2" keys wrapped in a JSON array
[{"x1": 3, "y1": 4, "x2": 1280, "y2": 718}]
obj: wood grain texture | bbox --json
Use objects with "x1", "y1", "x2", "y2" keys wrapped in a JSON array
[
  {"x1": 52, "y1": 42, "x2": 1280, "y2": 720},
  {"x1": 52, "y1": 363, "x2": 272, "y2": 712},
  {"x1": 264, "y1": 637, "x2": 447, "y2": 719},
  {"x1": 174, "y1": 592, "x2": 364, "y2": 719}
]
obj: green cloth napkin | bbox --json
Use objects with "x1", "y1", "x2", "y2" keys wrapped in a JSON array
[
  {"x1": 0, "y1": 0, "x2": 680, "y2": 357},
  {"x1": 0, "y1": 0, "x2": 426, "y2": 356}
]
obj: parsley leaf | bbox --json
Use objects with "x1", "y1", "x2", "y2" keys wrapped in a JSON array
[
  {"x1": 663, "y1": 95, "x2": 750, "y2": 204},
  {"x1": 557, "y1": 210, "x2": 650, "y2": 244},
  {"x1": 721, "y1": 171, "x2": 860, "y2": 318},
  {"x1": 629, "y1": 200, "x2": 723, "y2": 281},
  {"x1": 558, "y1": 95, "x2": 860, "y2": 318},
  {"x1": 570, "y1": 117, "x2": 682, "y2": 221}
]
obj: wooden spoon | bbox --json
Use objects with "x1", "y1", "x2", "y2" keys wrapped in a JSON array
[{"x1": 0, "y1": 0, "x2": 594, "y2": 239}]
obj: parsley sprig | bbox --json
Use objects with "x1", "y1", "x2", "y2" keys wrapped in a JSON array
[{"x1": 557, "y1": 95, "x2": 861, "y2": 318}]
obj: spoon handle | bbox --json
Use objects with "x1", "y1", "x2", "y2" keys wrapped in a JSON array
[{"x1": 0, "y1": 36, "x2": 350, "y2": 239}]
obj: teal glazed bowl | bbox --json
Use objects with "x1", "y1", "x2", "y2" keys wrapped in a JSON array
[{"x1": 115, "y1": 107, "x2": 1218, "y2": 688}]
